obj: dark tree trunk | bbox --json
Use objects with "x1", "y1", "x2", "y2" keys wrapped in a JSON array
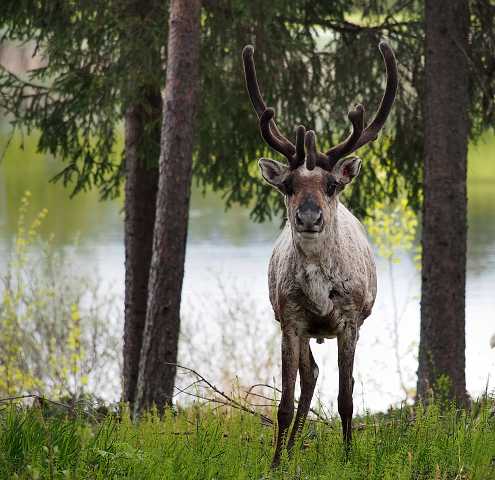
[
  {"x1": 134, "y1": 0, "x2": 201, "y2": 414},
  {"x1": 122, "y1": 94, "x2": 161, "y2": 407},
  {"x1": 418, "y1": 0, "x2": 470, "y2": 404}
]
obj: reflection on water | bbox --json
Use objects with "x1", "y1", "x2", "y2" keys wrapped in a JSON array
[{"x1": 0, "y1": 131, "x2": 494, "y2": 411}]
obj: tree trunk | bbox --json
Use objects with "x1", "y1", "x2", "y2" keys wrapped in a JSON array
[
  {"x1": 418, "y1": 0, "x2": 470, "y2": 404},
  {"x1": 122, "y1": 93, "x2": 161, "y2": 407},
  {"x1": 134, "y1": 0, "x2": 201, "y2": 415}
]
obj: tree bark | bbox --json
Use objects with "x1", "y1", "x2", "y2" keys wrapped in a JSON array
[
  {"x1": 418, "y1": 0, "x2": 470, "y2": 404},
  {"x1": 134, "y1": 0, "x2": 201, "y2": 414},
  {"x1": 122, "y1": 94, "x2": 160, "y2": 407}
]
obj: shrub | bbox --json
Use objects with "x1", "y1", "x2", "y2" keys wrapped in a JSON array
[{"x1": 0, "y1": 192, "x2": 121, "y2": 400}]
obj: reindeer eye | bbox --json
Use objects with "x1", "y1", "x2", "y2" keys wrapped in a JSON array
[
  {"x1": 283, "y1": 177, "x2": 294, "y2": 196},
  {"x1": 326, "y1": 180, "x2": 337, "y2": 197}
]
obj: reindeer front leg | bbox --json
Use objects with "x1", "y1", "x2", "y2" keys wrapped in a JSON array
[
  {"x1": 272, "y1": 329, "x2": 299, "y2": 468},
  {"x1": 337, "y1": 324, "x2": 358, "y2": 451},
  {"x1": 287, "y1": 337, "x2": 318, "y2": 453}
]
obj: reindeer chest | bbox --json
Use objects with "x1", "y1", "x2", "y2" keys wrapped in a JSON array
[{"x1": 290, "y1": 262, "x2": 359, "y2": 339}]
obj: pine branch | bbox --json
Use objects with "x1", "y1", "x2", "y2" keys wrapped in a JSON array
[{"x1": 0, "y1": 65, "x2": 50, "y2": 92}]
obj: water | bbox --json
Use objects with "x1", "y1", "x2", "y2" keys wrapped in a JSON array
[{"x1": 1, "y1": 131, "x2": 494, "y2": 412}]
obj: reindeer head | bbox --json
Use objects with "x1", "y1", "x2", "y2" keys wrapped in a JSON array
[{"x1": 242, "y1": 42, "x2": 398, "y2": 241}]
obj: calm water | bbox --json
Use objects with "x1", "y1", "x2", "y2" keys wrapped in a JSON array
[{"x1": 1, "y1": 131, "x2": 494, "y2": 412}]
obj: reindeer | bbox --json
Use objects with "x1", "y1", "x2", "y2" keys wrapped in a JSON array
[{"x1": 242, "y1": 41, "x2": 398, "y2": 467}]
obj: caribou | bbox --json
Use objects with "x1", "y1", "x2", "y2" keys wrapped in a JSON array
[{"x1": 242, "y1": 41, "x2": 398, "y2": 467}]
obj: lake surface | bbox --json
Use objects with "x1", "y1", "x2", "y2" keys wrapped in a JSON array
[{"x1": 1, "y1": 130, "x2": 494, "y2": 412}]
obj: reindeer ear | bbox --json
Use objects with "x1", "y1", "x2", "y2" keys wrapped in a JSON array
[
  {"x1": 331, "y1": 156, "x2": 362, "y2": 185},
  {"x1": 258, "y1": 158, "x2": 290, "y2": 194}
]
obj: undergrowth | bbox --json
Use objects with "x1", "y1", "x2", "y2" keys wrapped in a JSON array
[{"x1": 0, "y1": 399, "x2": 494, "y2": 479}]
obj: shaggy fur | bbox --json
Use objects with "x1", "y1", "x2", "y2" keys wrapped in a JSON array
[{"x1": 242, "y1": 41, "x2": 397, "y2": 468}]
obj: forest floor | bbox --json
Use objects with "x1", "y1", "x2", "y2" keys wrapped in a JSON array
[{"x1": 0, "y1": 398, "x2": 494, "y2": 479}]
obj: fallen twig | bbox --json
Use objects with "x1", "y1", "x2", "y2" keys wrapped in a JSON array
[
  {"x1": 245, "y1": 383, "x2": 333, "y2": 426},
  {"x1": 0, "y1": 394, "x2": 103, "y2": 422},
  {"x1": 0, "y1": 394, "x2": 72, "y2": 410},
  {"x1": 168, "y1": 363, "x2": 274, "y2": 426}
]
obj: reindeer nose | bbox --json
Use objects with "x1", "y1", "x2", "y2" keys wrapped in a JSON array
[{"x1": 295, "y1": 208, "x2": 323, "y2": 231}]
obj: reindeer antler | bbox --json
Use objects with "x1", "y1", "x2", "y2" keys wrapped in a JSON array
[
  {"x1": 305, "y1": 130, "x2": 328, "y2": 171},
  {"x1": 242, "y1": 45, "x2": 305, "y2": 169},
  {"x1": 243, "y1": 41, "x2": 398, "y2": 172},
  {"x1": 325, "y1": 104, "x2": 365, "y2": 164},
  {"x1": 320, "y1": 41, "x2": 398, "y2": 170}
]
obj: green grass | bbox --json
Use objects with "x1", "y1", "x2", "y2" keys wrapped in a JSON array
[{"x1": 0, "y1": 401, "x2": 494, "y2": 479}]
